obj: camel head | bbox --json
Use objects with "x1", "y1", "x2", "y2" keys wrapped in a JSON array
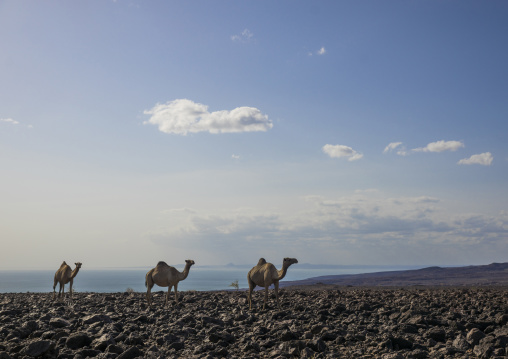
[
  {"x1": 185, "y1": 259, "x2": 195, "y2": 267},
  {"x1": 282, "y1": 257, "x2": 298, "y2": 268},
  {"x1": 75, "y1": 262, "x2": 82, "y2": 269}
]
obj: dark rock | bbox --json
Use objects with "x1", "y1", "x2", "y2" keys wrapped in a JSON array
[
  {"x1": 391, "y1": 336, "x2": 413, "y2": 350},
  {"x1": 49, "y1": 318, "x2": 71, "y2": 328},
  {"x1": 65, "y1": 332, "x2": 92, "y2": 349},
  {"x1": 92, "y1": 333, "x2": 115, "y2": 350},
  {"x1": 473, "y1": 336, "x2": 494, "y2": 358},
  {"x1": 495, "y1": 313, "x2": 508, "y2": 325},
  {"x1": 21, "y1": 340, "x2": 53, "y2": 357},
  {"x1": 117, "y1": 346, "x2": 142, "y2": 359},
  {"x1": 427, "y1": 327, "x2": 446, "y2": 342},
  {"x1": 280, "y1": 329, "x2": 298, "y2": 341},
  {"x1": 452, "y1": 333, "x2": 469, "y2": 352},
  {"x1": 82, "y1": 314, "x2": 112, "y2": 325},
  {"x1": 105, "y1": 344, "x2": 124, "y2": 354},
  {"x1": 126, "y1": 332, "x2": 144, "y2": 346},
  {"x1": 467, "y1": 328, "x2": 486, "y2": 346},
  {"x1": 410, "y1": 348, "x2": 429, "y2": 359},
  {"x1": 76, "y1": 348, "x2": 101, "y2": 357},
  {"x1": 307, "y1": 338, "x2": 326, "y2": 352},
  {"x1": 168, "y1": 341, "x2": 184, "y2": 350}
]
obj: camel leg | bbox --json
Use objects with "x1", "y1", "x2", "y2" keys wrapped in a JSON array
[
  {"x1": 274, "y1": 281, "x2": 280, "y2": 309},
  {"x1": 53, "y1": 278, "x2": 57, "y2": 299},
  {"x1": 146, "y1": 283, "x2": 154, "y2": 307},
  {"x1": 59, "y1": 283, "x2": 64, "y2": 299},
  {"x1": 263, "y1": 286, "x2": 269, "y2": 310},
  {"x1": 69, "y1": 279, "x2": 74, "y2": 298},
  {"x1": 174, "y1": 283, "x2": 179, "y2": 304},
  {"x1": 145, "y1": 272, "x2": 153, "y2": 307},
  {"x1": 165, "y1": 286, "x2": 172, "y2": 306},
  {"x1": 247, "y1": 275, "x2": 256, "y2": 310},
  {"x1": 248, "y1": 281, "x2": 255, "y2": 310}
]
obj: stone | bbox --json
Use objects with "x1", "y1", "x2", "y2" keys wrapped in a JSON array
[
  {"x1": 66, "y1": 332, "x2": 92, "y2": 350},
  {"x1": 82, "y1": 314, "x2": 112, "y2": 325},
  {"x1": 49, "y1": 318, "x2": 71, "y2": 328},
  {"x1": 22, "y1": 340, "x2": 52, "y2": 357},
  {"x1": 92, "y1": 334, "x2": 116, "y2": 351},
  {"x1": 117, "y1": 346, "x2": 142, "y2": 359},
  {"x1": 466, "y1": 328, "x2": 486, "y2": 346}
]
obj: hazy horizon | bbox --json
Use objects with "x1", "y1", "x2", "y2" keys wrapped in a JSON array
[{"x1": 1, "y1": 1, "x2": 507, "y2": 270}]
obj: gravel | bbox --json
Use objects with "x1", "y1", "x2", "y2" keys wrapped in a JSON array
[{"x1": 0, "y1": 287, "x2": 507, "y2": 358}]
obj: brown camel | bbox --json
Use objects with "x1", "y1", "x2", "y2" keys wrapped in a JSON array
[
  {"x1": 53, "y1": 261, "x2": 82, "y2": 299},
  {"x1": 247, "y1": 257, "x2": 298, "y2": 310},
  {"x1": 145, "y1": 260, "x2": 195, "y2": 307}
]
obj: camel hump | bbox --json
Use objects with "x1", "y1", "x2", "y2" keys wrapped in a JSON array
[
  {"x1": 257, "y1": 258, "x2": 267, "y2": 266},
  {"x1": 60, "y1": 261, "x2": 67, "y2": 267},
  {"x1": 156, "y1": 261, "x2": 169, "y2": 267}
]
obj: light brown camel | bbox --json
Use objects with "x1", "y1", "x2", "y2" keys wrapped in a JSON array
[
  {"x1": 145, "y1": 260, "x2": 195, "y2": 307},
  {"x1": 247, "y1": 257, "x2": 298, "y2": 310},
  {"x1": 53, "y1": 261, "x2": 82, "y2": 299}
]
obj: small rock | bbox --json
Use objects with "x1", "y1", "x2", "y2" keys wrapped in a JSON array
[
  {"x1": 117, "y1": 346, "x2": 142, "y2": 359},
  {"x1": 22, "y1": 340, "x2": 53, "y2": 357},
  {"x1": 452, "y1": 333, "x2": 469, "y2": 352},
  {"x1": 82, "y1": 314, "x2": 112, "y2": 325},
  {"x1": 49, "y1": 318, "x2": 71, "y2": 328},
  {"x1": 66, "y1": 332, "x2": 92, "y2": 350},
  {"x1": 467, "y1": 328, "x2": 486, "y2": 346},
  {"x1": 427, "y1": 327, "x2": 446, "y2": 342},
  {"x1": 92, "y1": 333, "x2": 115, "y2": 351}
]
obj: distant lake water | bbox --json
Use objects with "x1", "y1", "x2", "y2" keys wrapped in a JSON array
[{"x1": 0, "y1": 265, "x2": 425, "y2": 293}]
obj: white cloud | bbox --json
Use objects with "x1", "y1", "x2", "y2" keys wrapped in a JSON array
[
  {"x1": 232, "y1": 154, "x2": 240, "y2": 160},
  {"x1": 231, "y1": 29, "x2": 254, "y2": 42},
  {"x1": 458, "y1": 152, "x2": 493, "y2": 166},
  {"x1": 383, "y1": 142, "x2": 403, "y2": 154},
  {"x1": 0, "y1": 118, "x2": 19, "y2": 125},
  {"x1": 322, "y1": 144, "x2": 363, "y2": 161},
  {"x1": 143, "y1": 99, "x2": 272, "y2": 135},
  {"x1": 412, "y1": 140, "x2": 464, "y2": 153},
  {"x1": 308, "y1": 47, "x2": 327, "y2": 56}
]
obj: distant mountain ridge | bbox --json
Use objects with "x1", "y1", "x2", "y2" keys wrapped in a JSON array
[{"x1": 282, "y1": 262, "x2": 508, "y2": 288}]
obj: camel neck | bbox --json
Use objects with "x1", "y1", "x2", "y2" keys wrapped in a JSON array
[
  {"x1": 276, "y1": 266, "x2": 289, "y2": 281},
  {"x1": 71, "y1": 267, "x2": 80, "y2": 279},
  {"x1": 178, "y1": 264, "x2": 191, "y2": 281}
]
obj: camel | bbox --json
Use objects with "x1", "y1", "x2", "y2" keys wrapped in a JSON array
[
  {"x1": 247, "y1": 257, "x2": 298, "y2": 310},
  {"x1": 53, "y1": 261, "x2": 82, "y2": 299},
  {"x1": 145, "y1": 259, "x2": 195, "y2": 307}
]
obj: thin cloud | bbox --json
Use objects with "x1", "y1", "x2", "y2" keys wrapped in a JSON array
[
  {"x1": 231, "y1": 29, "x2": 254, "y2": 43},
  {"x1": 308, "y1": 47, "x2": 327, "y2": 56},
  {"x1": 458, "y1": 152, "x2": 493, "y2": 166},
  {"x1": 0, "y1": 118, "x2": 19, "y2": 125},
  {"x1": 323, "y1": 144, "x2": 363, "y2": 161},
  {"x1": 232, "y1": 154, "x2": 240, "y2": 160},
  {"x1": 143, "y1": 99, "x2": 272, "y2": 135},
  {"x1": 412, "y1": 140, "x2": 464, "y2": 153},
  {"x1": 383, "y1": 142, "x2": 403, "y2": 154},
  {"x1": 383, "y1": 142, "x2": 409, "y2": 156},
  {"x1": 147, "y1": 193, "x2": 508, "y2": 265}
]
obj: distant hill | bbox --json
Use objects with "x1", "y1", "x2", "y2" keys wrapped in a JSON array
[{"x1": 281, "y1": 262, "x2": 508, "y2": 288}]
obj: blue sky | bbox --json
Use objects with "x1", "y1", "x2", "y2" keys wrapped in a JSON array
[{"x1": 1, "y1": 1, "x2": 507, "y2": 269}]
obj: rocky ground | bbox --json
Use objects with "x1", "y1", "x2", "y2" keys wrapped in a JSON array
[{"x1": 0, "y1": 288, "x2": 507, "y2": 358}]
